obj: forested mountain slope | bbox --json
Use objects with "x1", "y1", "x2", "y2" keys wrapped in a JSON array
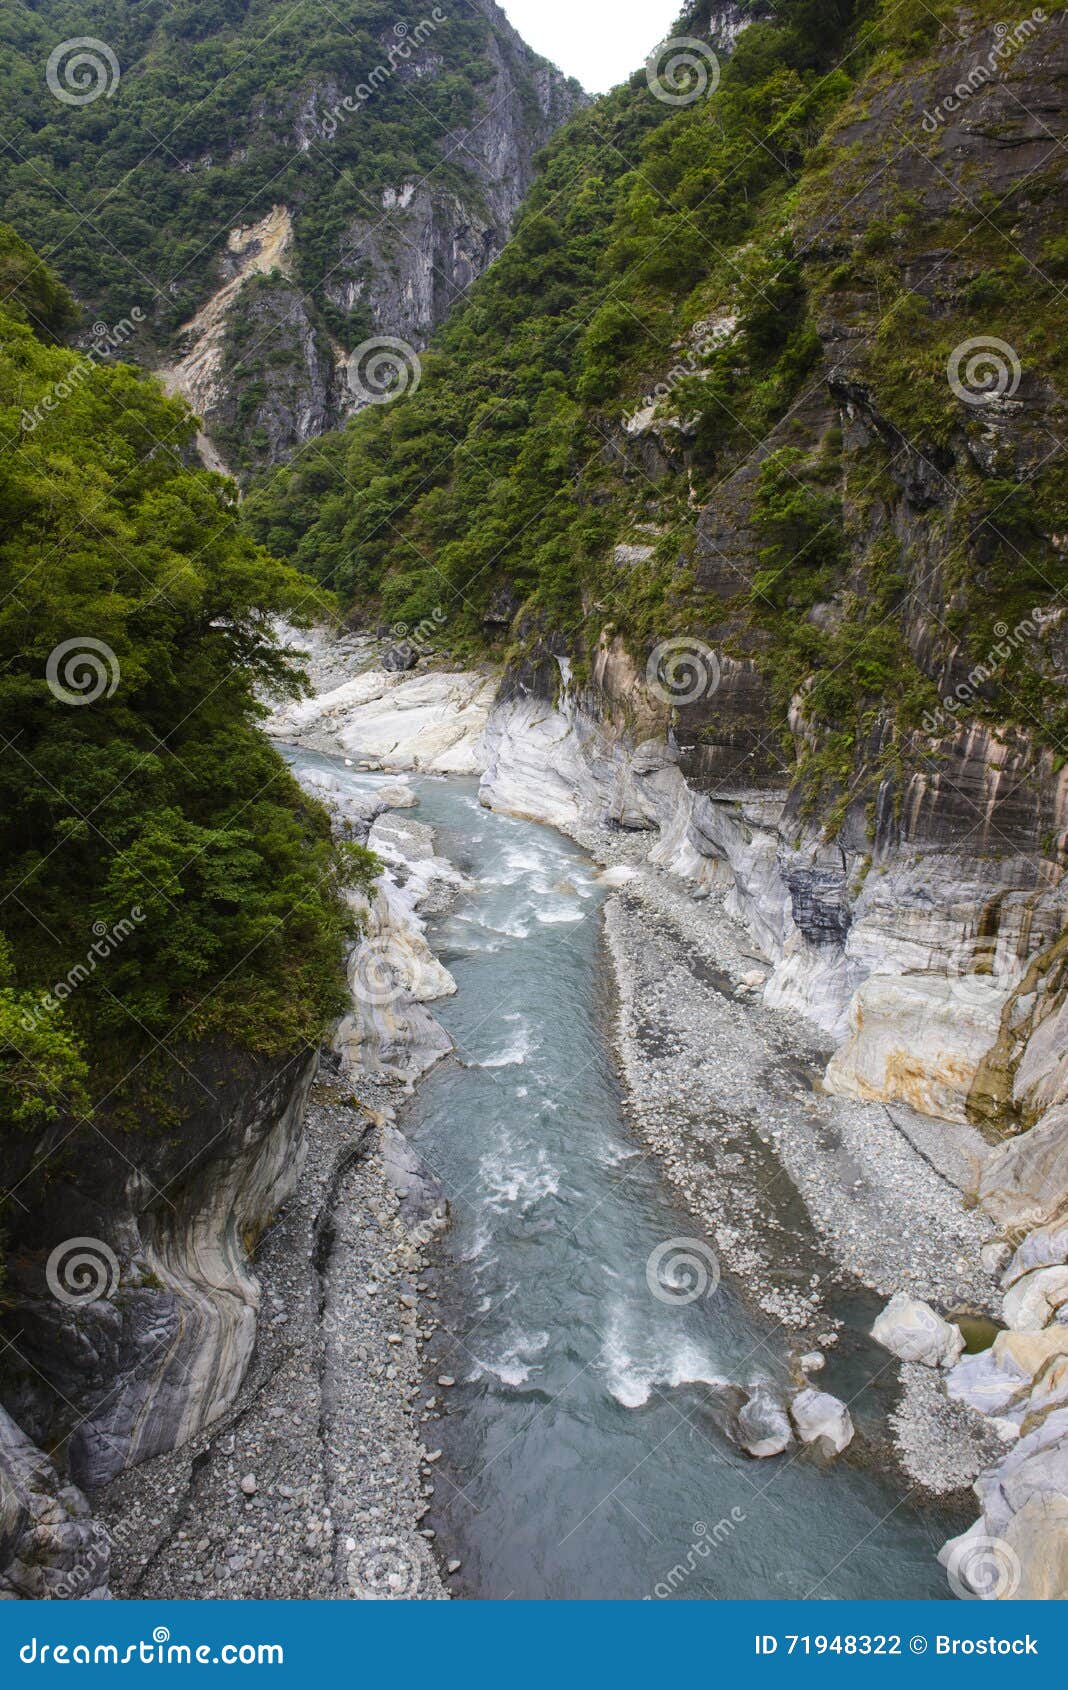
[
  {"x1": 0, "y1": 0, "x2": 581, "y2": 473},
  {"x1": 251, "y1": 0, "x2": 1067, "y2": 860}
]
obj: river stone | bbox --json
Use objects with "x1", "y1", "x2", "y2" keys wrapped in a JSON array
[
  {"x1": 1002, "y1": 1222, "x2": 1068, "y2": 1289},
  {"x1": 1002, "y1": 1266, "x2": 1068, "y2": 1333},
  {"x1": 381, "y1": 643, "x2": 419, "y2": 673},
  {"x1": 789, "y1": 1388, "x2": 854, "y2": 1455},
  {"x1": 737, "y1": 1388, "x2": 793, "y2": 1458},
  {"x1": 946, "y1": 1351, "x2": 1025, "y2": 1417},
  {"x1": 871, "y1": 1292, "x2": 965, "y2": 1367}
]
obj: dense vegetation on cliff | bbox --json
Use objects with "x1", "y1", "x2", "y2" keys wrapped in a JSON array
[
  {"x1": 0, "y1": 225, "x2": 369, "y2": 1133},
  {"x1": 250, "y1": 0, "x2": 1068, "y2": 813},
  {"x1": 0, "y1": 0, "x2": 574, "y2": 346}
]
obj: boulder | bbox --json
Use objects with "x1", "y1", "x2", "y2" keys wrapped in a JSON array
[
  {"x1": 871, "y1": 1292, "x2": 965, "y2": 1367},
  {"x1": 790, "y1": 1388, "x2": 854, "y2": 1455},
  {"x1": 1002, "y1": 1222, "x2": 1068, "y2": 1289},
  {"x1": 380, "y1": 642, "x2": 418, "y2": 673},
  {"x1": 945, "y1": 1346, "x2": 1032, "y2": 1418},
  {"x1": 1002, "y1": 1266, "x2": 1068, "y2": 1333},
  {"x1": 737, "y1": 1388, "x2": 794, "y2": 1459}
]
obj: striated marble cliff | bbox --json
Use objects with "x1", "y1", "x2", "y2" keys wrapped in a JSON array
[{"x1": 0, "y1": 1045, "x2": 318, "y2": 1593}]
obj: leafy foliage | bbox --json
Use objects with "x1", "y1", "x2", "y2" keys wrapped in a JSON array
[
  {"x1": 0, "y1": 0, "x2": 575, "y2": 346},
  {"x1": 249, "y1": 0, "x2": 1067, "y2": 803},
  {"x1": 0, "y1": 226, "x2": 371, "y2": 1129}
]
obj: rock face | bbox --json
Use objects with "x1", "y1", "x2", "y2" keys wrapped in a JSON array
[
  {"x1": 282, "y1": 747, "x2": 462, "y2": 1087},
  {"x1": 0, "y1": 1047, "x2": 317, "y2": 1492},
  {"x1": 0, "y1": 1408, "x2": 110, "y2": 1599},
  {"x1": 139, "y1": 1, "x2": 583, "y2": 475},
  {"x1": 333, "y1": 810, "x2": 465, "y2": 1085},
  {"x1": 267, "y1": 664, "x2": 497, "y2": 773},
  {"x1": 872, "y1": 1294, "x2": 965, "y2": 1369},
  {"x1": 825, "y1": 976, "x2": 1010, "y2": 1125}
]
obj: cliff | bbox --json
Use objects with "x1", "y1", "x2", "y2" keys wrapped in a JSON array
[{"x1": 0, "y1": 0, "x2": 583, "y2": 475}]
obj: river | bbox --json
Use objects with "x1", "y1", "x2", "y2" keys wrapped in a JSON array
[{"x1": 286, "y1": 749, "x2": 960, "y2": 1601}]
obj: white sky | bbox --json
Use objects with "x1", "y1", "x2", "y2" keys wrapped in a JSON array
[{"x1": 499, "y1": 0, "x2": 685, "y2": 93}]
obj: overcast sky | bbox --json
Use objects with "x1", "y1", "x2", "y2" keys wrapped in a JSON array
[{"x1": 499, "y1": 0, "x2": 685, "y2": 93}]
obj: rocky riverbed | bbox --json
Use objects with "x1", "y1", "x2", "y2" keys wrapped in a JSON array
[
  {"x1": 98, "y1": 1067, "x2": 450, "y2": 1601},
  {"x1": 261, "y1": 647, "x2": 1005, "y2": 1549}
]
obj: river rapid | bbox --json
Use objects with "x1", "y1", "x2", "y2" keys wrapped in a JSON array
[{"x1": 287, "y1": 750, "x2": 962, "y2": 1601}]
